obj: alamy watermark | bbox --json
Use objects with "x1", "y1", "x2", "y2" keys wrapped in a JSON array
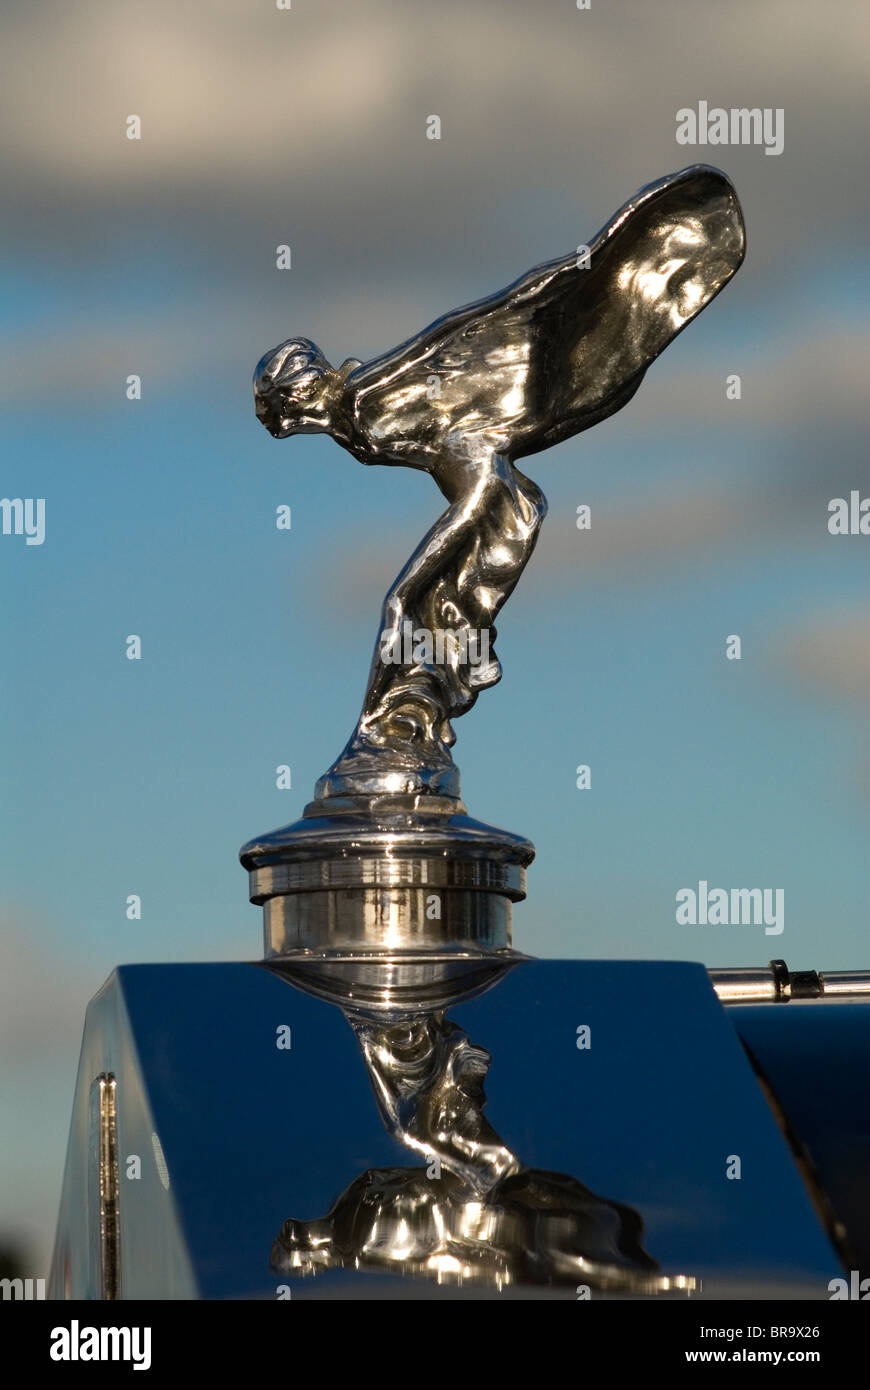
[
  {"x1": 50, "y1": 1321, "x2": 151, "y2": 1370},
  {"x1": 1, "y1": 497, "x2": 44, "y2": 545},
  {"x1": 829, "y1": 1270, "x2": 870, "y2": 1299},
  {"x1": 380, "y1": 620, "x2": 491, "y2": 669},
  {"x1": 1, "y1": 1276, "x2": 45, "y2": 1299},
  {"x1": 676, "y1": 102, "x2": 784, "y2": 157},
  {"x1": 676, "y1": 880, "x2": 784, "y2": 936},
  {"x1": 828, "y1": 491, "x2": 870, "y2": 535}
]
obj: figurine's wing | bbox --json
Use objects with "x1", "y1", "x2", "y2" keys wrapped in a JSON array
[{"x1": 346, "y1": 165, "x2": 745, "y2": 463}]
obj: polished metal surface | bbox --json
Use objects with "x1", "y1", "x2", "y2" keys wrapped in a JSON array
[
  {"x1": 271, "y1": 1004, "x2": 693, "y2": 1291},
  {"x1": 50, "y1": 978, "x2": 198, "y2": 1299},
  {"x1": 817, "y1": 970, "x2": 870, "y2": 997},
  {"x1": 270, "y1": 953, "x2": 522, "y2": 1016},
  {"x1": 254, "y1": 164, "x2": 744, "y2": 803},
  {"x1": 88, "y1": 1073, "x2": 120, "y2": 1300},
  {"x1": 241, "y1": 798, "x2": 533, "y2": 957},
  {"x1": 51, "y1": 960, "x2": 841, "y2": 1299},
  {"x1": 710, "y1": 960, "x2": 870, "y2": 1004},
  {"x1": 246, "y1": 165, "x2": 745, "y2": 954},
  {"x1": 730, "y1": 999, "x2": 870, "y2": 1271},
  {"x1": 711, "y1": 967, "x2": 781, "y2": 1003}
]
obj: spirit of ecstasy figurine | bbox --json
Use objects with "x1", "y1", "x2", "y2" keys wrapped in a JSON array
[
  {"x1": 253, "y1": 164, "x2": 745, "y2": 801},
  {"x1": 57, "y1": 166, "x2": 859, "y2": 1301}
]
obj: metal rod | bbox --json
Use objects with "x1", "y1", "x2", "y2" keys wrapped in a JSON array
[{"x1": 709, "y1": 960, "x2": 870, "y2": 1003}]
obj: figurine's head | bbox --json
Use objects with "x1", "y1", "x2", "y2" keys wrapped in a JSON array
[{"x1": 253, "y1": 337, "x2": 336, "y2": 438}]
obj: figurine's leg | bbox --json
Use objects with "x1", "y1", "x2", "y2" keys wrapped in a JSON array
[
  {"x1": 317, "y1": 452, "x2": 546, "y2": 797},
  {"x1": 353, "y1": 492, "x2": 483, "y2": 754},
  {"x1": 360, "y1": 453, "x2": 545, "y2": 730},
  {"x1": 365, "y1": 483, "x2": 484, "y2": 695}
]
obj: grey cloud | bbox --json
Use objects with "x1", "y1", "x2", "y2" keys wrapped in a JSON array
[
  {"x1": 777, "y1": 609, "x2": 870, "y2": 703},
  {"x1": 0, "y1": 912, "x2": 99, "y2": 1061},
  {"x1": 3, "y1": 0, "x2": 869, "y2": 272}
]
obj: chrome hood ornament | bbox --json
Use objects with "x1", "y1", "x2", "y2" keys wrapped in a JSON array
[{"x1": 242, "y1": 164, "x2": 745, "y2": 959}]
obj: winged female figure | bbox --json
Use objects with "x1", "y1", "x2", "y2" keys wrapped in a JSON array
[{"x1": 253, "y1": 165, "x2": 745, "y2": 800}]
